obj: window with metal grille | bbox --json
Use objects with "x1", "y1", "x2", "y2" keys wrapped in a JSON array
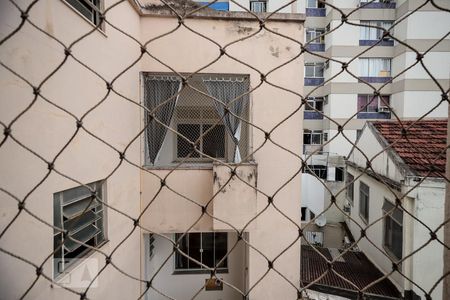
[
  {"x1": 64, "y1": 0, "x2": 102, "y2": 26},
  {"x1": 53, "y1": 180, "x2": 106, "y2": 277},
  {"x1": 250, "y1": 1, "x2": 267, "y2": 12},
  {"x1": 382, "y1": 199, "x2": 403, "y2": 260},
  {"x1": 143, "y1": 74, "x2": 250, "y2": 166},
  {"x1": 359, "y1": 181, "x2": 370, "y2": 223},
  {"x1": 175, "y1": 232, "x2": 228, "y2": 272}
]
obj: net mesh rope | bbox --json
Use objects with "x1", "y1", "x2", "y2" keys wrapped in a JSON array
[{"x1": 0, "y1": 0, "x2": 449, "y2": 299}]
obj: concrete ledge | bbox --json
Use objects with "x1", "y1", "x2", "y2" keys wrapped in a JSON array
[{"x1": 129, "y1": 0, "x2": 305, "y2": 22}]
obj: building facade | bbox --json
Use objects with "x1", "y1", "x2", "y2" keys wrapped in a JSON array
[{"x1": 0, "y1": 0, "x2": 304, "y2": 299}]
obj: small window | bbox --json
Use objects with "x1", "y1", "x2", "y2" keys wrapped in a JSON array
[
  {"x1": 304, "y1": 130, "x2": 323, "y2": 145},
  {"x1": 306, "y1": 28, "x2": 325, "y2": 44},
  {"x1": 382, "y1": 199, "x2": 403, "y2": 259},
  {"x1": 360, "y1": 20, "x2": 394, "y2": 41},
  {"x1": 305, "y1": 97, "x2": 324, "y2": 112},
  {"x1": 143, "y1": 74, "x2": 250, "y2": 166},
  {"x1": 346, "y1": 173, "x2": 354, "y2": 204},
  {"x1": 359, "y1": 58, "x2": 391, "y2": 77},
  {"x1": 53, "y1": 180, "x2": 106, "y2": 278},
  {"x1": 175, "y1": 232, "x2": 228, "y2": 272},
  {"x1": 357, "y1": 94, "x2": 390, "y2": 112},
  {"x1": 301, "y1": 207, "x2": 307, "y2": 221},
  {"x1": 335, "y1": 167, "x2": 344, "y2": 182},
  {"x1": 359, "y1": 182, "x2": 370, "y2": 222},
  {"x1": 250, "y1": 0, "x2": 267, "y2": 12},
  {"x1": 306, "y1": 0, "x2": 325, "y2": 8},
  {"x1": 65, "y1": 0, "x2": 102, "y2": 26},
  {"x1": 305, "y1": 63, "x2": 324, "y2": 78}
]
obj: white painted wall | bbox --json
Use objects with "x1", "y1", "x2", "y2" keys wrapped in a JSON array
[
  {"x1": 327, "y1": 129, "x2": 356, "y2": 157},
  {"x1": 396, "y1": 91, "x2": 448, "y2": 119},
  {"x1": 301, "y1": 173, "x2": 326, "y2": 216},
  {"x1": 328, "y1": 94, "x2": 358, "y2": 118}
]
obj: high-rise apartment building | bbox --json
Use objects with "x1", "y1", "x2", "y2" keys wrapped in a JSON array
[{"x1": 197, "y1": 0, "x2": 450, "y2": 157}]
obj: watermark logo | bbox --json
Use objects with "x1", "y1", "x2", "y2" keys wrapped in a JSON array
[{"x1": 55, "y1": 258, "x2": 99, "y2": 288}]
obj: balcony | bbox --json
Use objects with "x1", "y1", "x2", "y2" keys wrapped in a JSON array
[
  {"x1": 359, "y1": 39, "x2": 394, "y2": 47},
  {"x1": 306, "y1": 43, "x2": 325, "y2": 52},
  {"x1": 304, "y1": 111, "x2": 324, "y2": 119},
  {"x1": 358, "y1": 76, "x2": 392, "y2": 83},
  {"x1": 357, "y1": 111, "x2": 391, "y2": 119},
  {"x1": 306, "y1": 8, "x2": 326, "y2": 17}
]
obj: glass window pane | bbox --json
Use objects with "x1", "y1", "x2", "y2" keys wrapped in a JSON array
[
  {"x1": 305, "y1": 65, "x2": 314, "y2": 77},
  {"x1": 177, "y1": 124, "x2": 201, "y2": 158},
  {"x1": 203, "y1": 124, "x2": 225, "y2": 158},
  {"x1": 201, "y1": 233, "x2": 214, "y2": 268},
  {"x1": 315, "y1": 65, "x2": 324, "y2": 77},
  {"x1": 188, "y1": 233, "x2": 202, "y2": 269},
  {"x1": 214, "y1": 233, "x2": 227, "y2": 268},
  {"x1": 175, "y1": 234, "x2": 188, "y2": 269}
]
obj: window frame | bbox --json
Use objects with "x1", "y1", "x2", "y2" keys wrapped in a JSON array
[
  {"x1": 304, "y1": 129, "x2": 323, "y2": 145},
  {"x1": 305, "y1": 97, "x2": 324, "y2": 112},
  {"x1": 360, "y1": 20, "x2": 394, "y2": 41},
  {"x1": 250, "y1": 0, "x2": 267, "y2": 12},
  {"x1": 305, "y1": 63, "x2": 325, "y2": 78},
  {"x1": 174, "y1": 107, "x2": 228, "y2": 162},
  {"x1": 306, "y1": 28, "x2": 325, "y2": 44},
  {"x1": 62, "y1": 0, "x2": 104, "y2": 29},
  {"x1": 306, "y1": 0, "x2": 325, "y2": 8},
  {"x1": 357, "y1": 94, "x2": 391, "y2": 112},
  {"x1": 359, "y1": 181, "x2": 370, "y2": 223},
  {"x1": 174, "y1": 232, "x2": 228, "y2": 274},
  {"x1": 359, "y1": 58, "x2": 392, "y2": 77},
  {"x1": 382, "y1": 199, "x2": 403, "y2": 260},
  {"x1": 53, "y1": 180, "x2": 107, "y2": 279}
]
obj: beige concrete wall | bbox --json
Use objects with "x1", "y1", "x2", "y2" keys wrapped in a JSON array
[
  {"x1": 0, "y1": 0, "x2": 142, "y2": 299},
  {"x1": 139, "y1": 15, "x2": 303, "y2": 299}
]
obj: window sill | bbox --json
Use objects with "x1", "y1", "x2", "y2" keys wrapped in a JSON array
[{"x1": 173, "y1": 269, "x2": 229, "y2": 275}]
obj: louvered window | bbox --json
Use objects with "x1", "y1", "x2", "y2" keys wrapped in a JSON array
[{"x1": 53, "y1": 180, "x2": 106, "y2": 277}]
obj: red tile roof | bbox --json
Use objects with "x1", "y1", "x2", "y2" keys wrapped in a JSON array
[
  {"x1": 301, "y1": 245, "x2": 401, "y2": 299},
  {"x1": 371, "y1": 120, "x2": 447, "y2": 177}
]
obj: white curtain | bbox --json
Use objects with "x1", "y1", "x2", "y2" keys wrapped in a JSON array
[
  {"x1": 144, "y1": 76, "x2": 181, "y2": 165},
  {"x1": 202, "y1": 78, "x2": 249, "y2": 163},
  {"x1": 360, "y1": 58, "x2": 391, "y2": 76}
]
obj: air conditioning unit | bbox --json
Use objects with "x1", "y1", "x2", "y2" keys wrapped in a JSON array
[
  {"x1": 343, "y1": 204, "x2": 351, "y2": 213},
  {"x1": 378, "y1": 106, "x2": 390, "y2": 113}
]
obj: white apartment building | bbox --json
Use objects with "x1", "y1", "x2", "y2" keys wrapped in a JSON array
[{"x1": 0, "y1": 0, "x2": 304, "y2": 299}]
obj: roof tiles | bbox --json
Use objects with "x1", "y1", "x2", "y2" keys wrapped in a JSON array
[
  {"x1": 301, "y1": 245, "x2": 401, "y2": 299},
  {"x1": 372, "y1": 120, "x2": 447, "y2": 177}
]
